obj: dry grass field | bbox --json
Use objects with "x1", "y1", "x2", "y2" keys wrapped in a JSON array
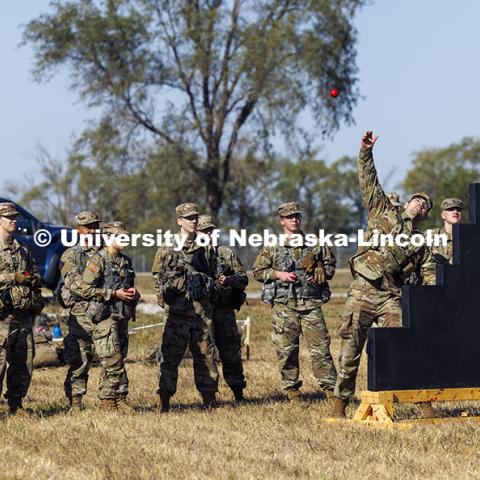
[{"x1": 1, "y1": 298, "x2": 480, "y2": 479}]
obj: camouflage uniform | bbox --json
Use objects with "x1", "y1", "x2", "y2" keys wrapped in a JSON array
[
  {"x1": 199, "y1": 215, "x2": 248, "y2": 397},
  {"x1": 211, "y1": 246, "x2": 248, "y2": 393},
  {"x1": 0, "y1": 320, "x2": 7, "y2": 397},
  {"x1": 334, "y1": 147, "x2": 435, "y2": 401},
  {"x1": 421, "y1": 198, "x2": 464, "y2": 281},
  {"x1": 429, "y1": 227, "x2": 452, "y2": 261},
  {"x1": 60, "y1": 211, "x2": 101, "y2": 401},
  {"x1": 0, "y1": 202, "x2": 44, "y2": 411},
  {"x1": 252, "y1": 204, "x2": 337, "y2": 394},
  {"x1": 152, "y1": 205, "x2": 218, "y2": 403},
  {"x1": 81, "y1": 240, "x2": 137, "y2": 401}
]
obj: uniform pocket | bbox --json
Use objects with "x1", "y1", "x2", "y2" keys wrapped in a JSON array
[
  {"x1": 337, "y1": 314, "x2": 352, "y2": 339},
  {"x1": 272, "y1": 316, "x2": 285, "y2": 335},
  {"x1": 93, "y1": 323, "x2": 120, "y2": 358},
  {"x1": 338, "y1": 303, "x2": 353, "y2": 339}
]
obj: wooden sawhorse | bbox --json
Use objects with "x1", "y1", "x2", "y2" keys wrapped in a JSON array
[{"x1": 339, "y1": 388, "x2": 480, "y2": 429}]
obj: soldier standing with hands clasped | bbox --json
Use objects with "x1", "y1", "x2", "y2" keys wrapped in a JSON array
[
  {"x1": 80, "y1": 221, "x2": 140, "y2": 411},
  {"x1": 252, "y1": 202, "x2": 337, "y2": 402}
]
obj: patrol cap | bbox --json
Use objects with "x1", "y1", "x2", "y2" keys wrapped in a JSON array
[
  {"x1": 407, "y1": 192, "x2": 433, "y2": 211},
  {"x1": 386, "y1": 192, "x2": 402, "y2": 207},
  {"x1": 278, "y1": 202, "x2": 301, "y2": 217},
  {"x1": 102, "y1": 221, "x2": 129, "y2": 235},
  {"x1": 441, "y1": 197, "x2": 464, "y2": 211},
  {"x1": 175, "y1": 203, "x2": 199, "y2": 218},
  {"x1": 0, "y1": 202, "x2": 19, "y2": 217},
  {"x1": 75, "y1": 210, "x2": 101, "y2": 226},
  {"x1": 197, "y1": 215, "x2": 216, "y2": 231}
]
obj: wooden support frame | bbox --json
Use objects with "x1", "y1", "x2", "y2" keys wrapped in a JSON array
[{"x1": 347, "y1": 388, "x2": 480, "y2": 429}]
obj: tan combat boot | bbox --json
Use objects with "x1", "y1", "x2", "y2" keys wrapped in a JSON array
[
  {"x1": 69, "y1": 395, "x2": 83, "y2": 413},
  {"x1": 418, "y1": 402, "x2": 437, "y2": 419},
  {"x1": 287, "y1": 389, "x2": 301, "y2": 403},
  {"x1": 99, "y1": 399, "x2": 118, "y2": 412},
  {"x1": 158, "y1": 391, "x2": 171, "y2": 413},
  {"x1": 331, "y1": 397, "x2": 347, "y2": 418},
  {"x1": 116, "y1": 394, "x2": 135, "y2": 414},
  {"x1": 202, "y1": 391, "x2": 217, "y2": 409}
]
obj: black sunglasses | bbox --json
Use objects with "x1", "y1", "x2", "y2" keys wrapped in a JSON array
[{"x1": 444, "y1": 207, "x2": 462, "y2": 212}]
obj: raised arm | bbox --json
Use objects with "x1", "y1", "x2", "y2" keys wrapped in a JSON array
[{"x1": 358, "y1": 131, "x2": 392, "y2": 218}]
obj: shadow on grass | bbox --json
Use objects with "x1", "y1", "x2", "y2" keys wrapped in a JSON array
[{"x1": 135, "y1": 390, "x2": 342, "y2": 415}]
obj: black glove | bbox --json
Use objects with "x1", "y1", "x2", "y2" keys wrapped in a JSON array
[
  {"x1": 0, "y1": 289, "x2": 13, "y2": 314},
  {"x1": 187, "y1": 273, "x2": 209, "y2": 301}
]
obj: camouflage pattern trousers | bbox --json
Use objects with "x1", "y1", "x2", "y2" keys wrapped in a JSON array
[
  {"x1": 94, "y1": 318, "x2": 126, "y2": 400},
  {"x1": 158, "y1": 311, "x2": 219, "y2": 397},
  {"x1": 63, "y1": 312, "x2": 94, "y2": 399},
  {"x1": 334, "y1": 275, "x2": 401, "y2": 400},
  {"x1": 117, "y1": 317, "x2": 130, "y2": 396},
  {"x1": 64, "y1": 311, "x2": 125, "y2": 400},
  {"x1": 271, "y1": 303, "x2": 336, "y2": 391},
  {"x1": 0, "y1": 321, "x2": 7, "y2": 397},
  {"x1": 0, "y1": 313, "x2": 34, "y2": 400},
  {"x1": 213, "y1": 307, "x2": 246, "y2": 391}
]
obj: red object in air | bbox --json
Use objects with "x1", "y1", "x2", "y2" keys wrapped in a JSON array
[{"x1": 329, "y1": 88, "x2": 339, "y2": 98}]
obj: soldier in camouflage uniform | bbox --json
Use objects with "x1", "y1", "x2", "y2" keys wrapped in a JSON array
[
  {"x1": 332, "y1": 131, "x2": 436, "y2": 418},
  {"x1": 197, "y1": 215, "x2": 248, "y2": 402},
  {"x1": 420, "y1": 198, "x2": 463, "y2": 283},
  {"x1": 0, "y1": 202, "x2": 44, "y2": 415},
  {"x1": 59, "y1": 210, "x2": 102, "y2": 410},
  {"x1": 152, "y1": 203, "x2": 219, "y2": 412},
  {"x1": 431, "y1": 198, "x2": 463, "y2": 262},
  {"x1": 80, "y1": 222, "x2": 140, "y2": 411},
  {"x1": 252, "y1": 202, "x2": 337, "y2": 402}
]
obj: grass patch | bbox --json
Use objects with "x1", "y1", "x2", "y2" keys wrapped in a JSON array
[{"x1": 2, "y1": 298, "x2": 479, "y2": 479}]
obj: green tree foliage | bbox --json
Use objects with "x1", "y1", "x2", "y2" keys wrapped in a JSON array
[
  {"x1": 23, "y1": 0, "x2": 366, "y2": 217},
  {"x1": 273, "y1": 154, "x2": 365, "y2": 233},
  {"x1": 401, "y1": 137, "x2": 480, "y2": 227}
]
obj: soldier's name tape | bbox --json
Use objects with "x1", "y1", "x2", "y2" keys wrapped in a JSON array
[{"x1": 35, "y1": 228, "x2": 449, "y2": 250}]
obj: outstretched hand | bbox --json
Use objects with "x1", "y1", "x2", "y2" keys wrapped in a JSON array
[{"x1": 360, "y1": 130, "x2": 379, "y2": 150}]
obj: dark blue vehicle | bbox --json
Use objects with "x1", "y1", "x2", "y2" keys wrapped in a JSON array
[{"x1": 0, "y1": 197, "x2": 72, "y2": 289}]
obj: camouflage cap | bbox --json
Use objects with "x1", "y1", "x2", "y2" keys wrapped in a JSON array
[
  {"x1": 75, "y1": 210, "x2": 101, "y2": 226},
  {"x1": 197, "y1": 215, "x2": 217, "y2": 231},
  {"x1": 408, "y1": 192, "x2": 433, "y2": 211},
  {"x1": 175, "y1": 203, "x2": 199, "y2": 218},
  {"x1": 0, "y1": 202, "x2": 19, "y2": 217},
  {"x1": 441, "y1": 197, "x2": 464, "y2": 211},
  {"x1": 278, "y1": 202, "x2": 301, "y2": 217},
  {"x1": 386, "y1": 192, "x2": 402, "y2": 207},
  {"x1": 102, "y1": 221, "x2": 129, "y2": 235}
]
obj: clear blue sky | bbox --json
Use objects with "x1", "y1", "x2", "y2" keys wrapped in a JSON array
[{"x1": 1, "y1": 1, "x2": 480, "y2": 194}]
